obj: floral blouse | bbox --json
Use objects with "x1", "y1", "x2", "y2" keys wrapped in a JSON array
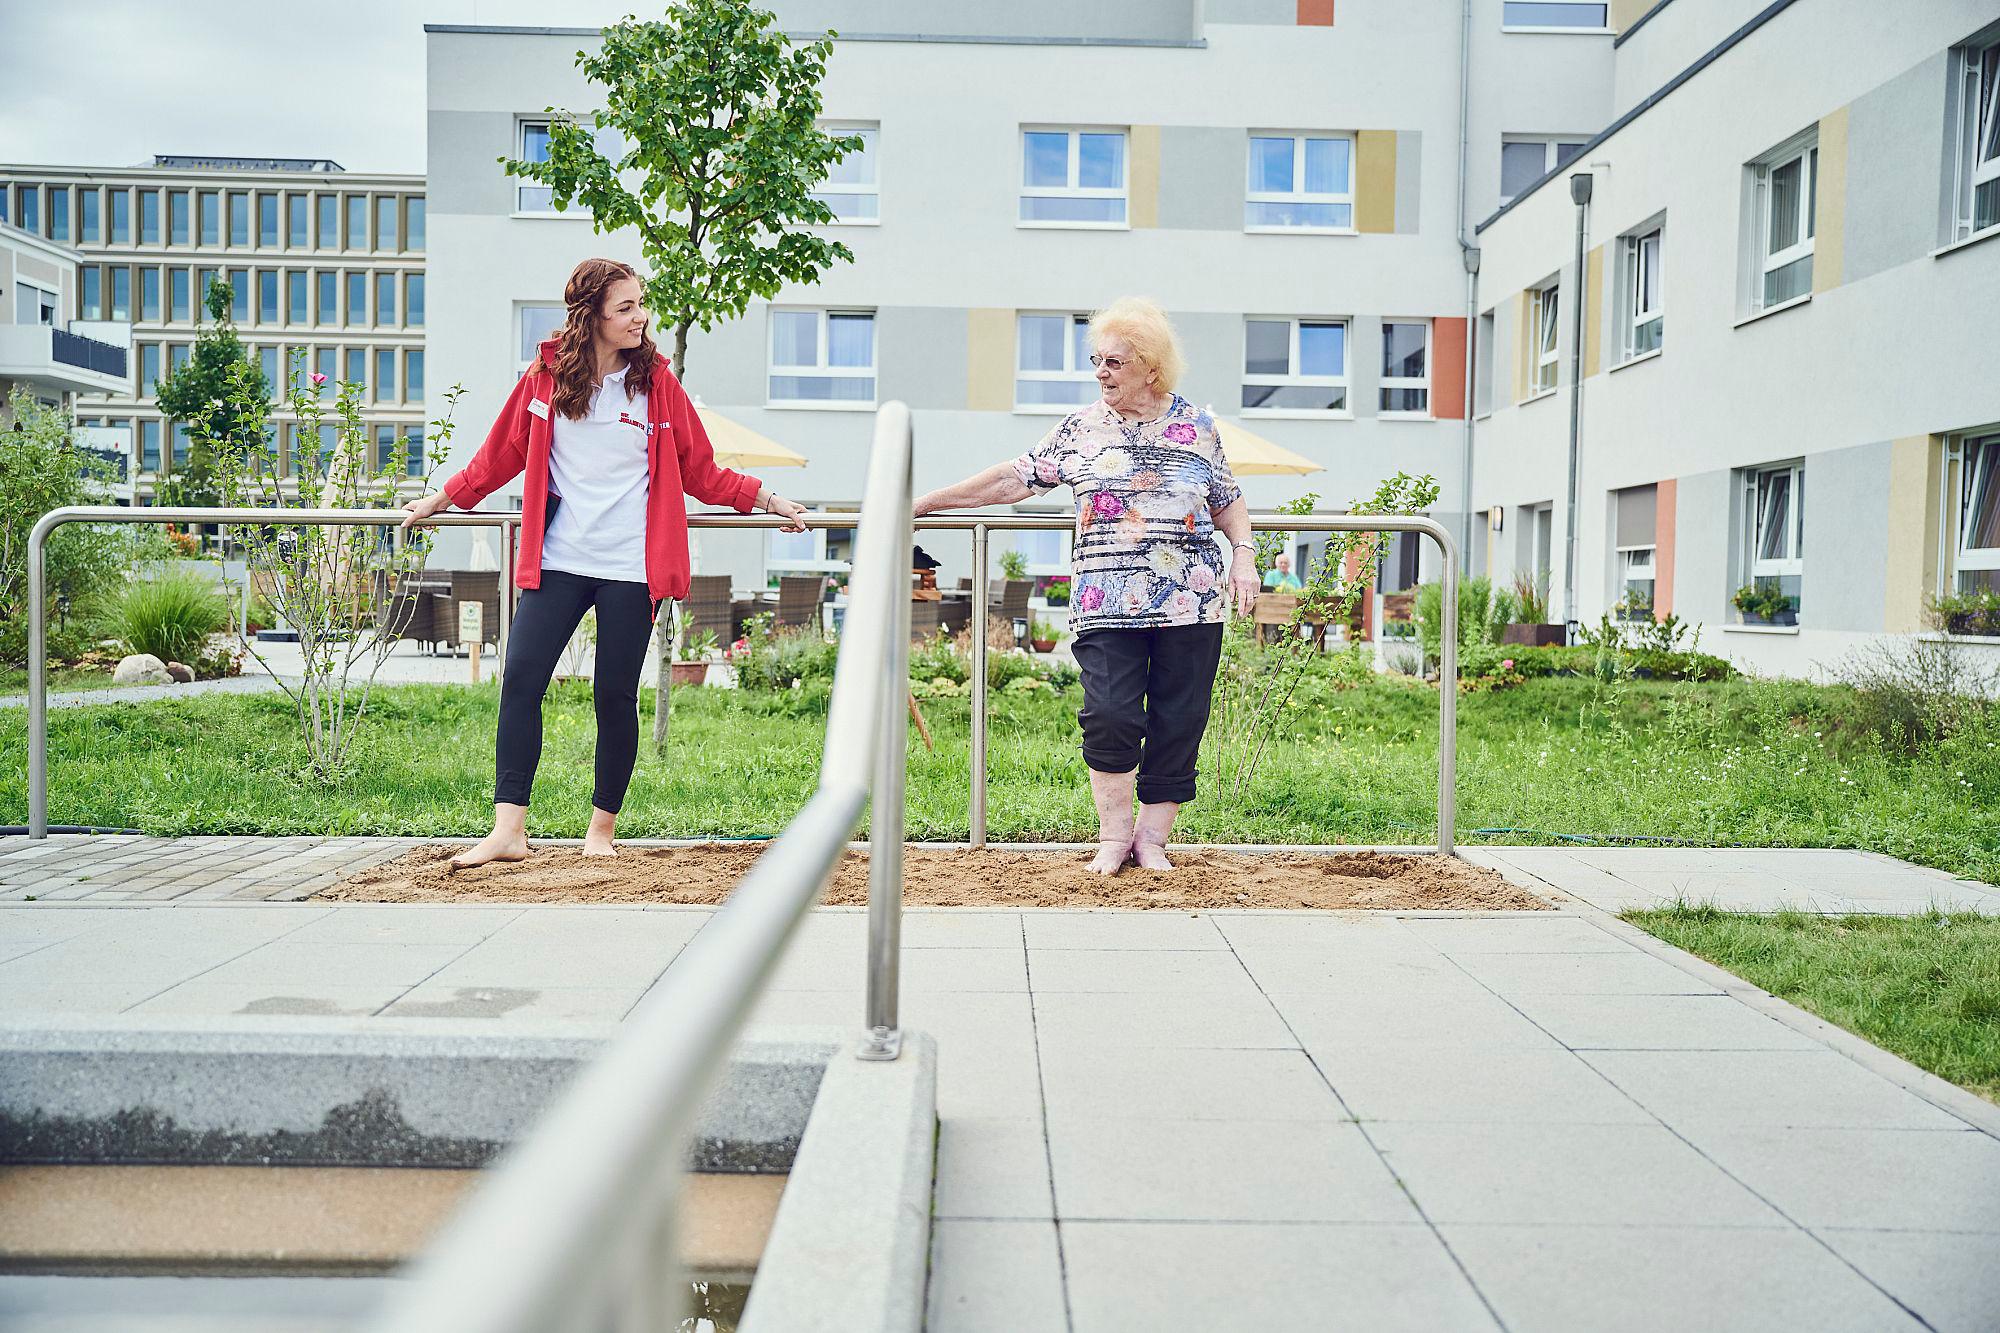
[{"x1": 1012, "y1": 395, "x2": 1242, "y2": 633}]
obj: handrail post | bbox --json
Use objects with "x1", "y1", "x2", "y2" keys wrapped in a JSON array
[
  {"x1": 496, "y1": 519, "x2": 516, "y2": 682},
  {"x1": 1435, "y1": 526, "x2": 1459, "y2": 855},
  {"x1": 26, "y1": 513, "x2": 56, "y2": 839},
  {"x1": 969, "y1": 523, "x2": 989, "y2": 848},
  {"x1": 860, "y1": 410, "x2": 913, "y2": 1061}
]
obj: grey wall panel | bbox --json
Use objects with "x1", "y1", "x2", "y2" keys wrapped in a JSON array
[
  {"x1": 1842, "y1": 52, "x2": 1950, "y2": 287},
  {"x1": 1673, "y1": 468, "x2": 1732, "y2": 626},
  {"x1": 1395, "y1": 130, "x2": 1423, "y2": 236},
  {"x1": 681, "y1": 313, "x2": 767, "y2": 408},
  {"x1": 1170, "y1": 309, "x2": 1244, "y2": 416},
  {"x1": 1350, "y1": 314, "x2": 1382, "y2": 418},
  {"x1": 1801, "y1": 440, "x2": 1892, "y2": 632},
  {"x1": 427, "y1": 113, "x2": 519, "y2": 217},
  {"x1": 1158, "y1": 128, "x2": 1248, "y2": 232},
  {"x1": 772, "y1": 0, "x2": 1200, "y2": 43},
  {"x1": 1204, "y1": 0, "x2": 1297, "y2": 25},
  {"x1": 875, "y1": 305, "x2": 969, "y2": 411}
]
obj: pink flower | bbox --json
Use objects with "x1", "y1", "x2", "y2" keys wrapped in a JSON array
[
  {"x1": 1121, "y1": 587, "x2": 1148, "y2": 616},
  {"x1": 1034, "y1": 456, "x2": 1060, "y2": 485},
  {"x1": 310, "y1": 372, "x2": 327, "y2": 385},
  {"x1": 1165, "y1": 590, "x2": 1198, "y2": 619},
  {"x1": 1501, "y1": 658, "x2": 1514, "y2": 670},
  {"x1": 1187, "y1": 564, "x2": 1216, "y2": 594},
  {"x1": 1163, "y1": 421, "x2": 1198, "y2": 444},
  {"x1": 1092, "y1": 491, "x2": 1126, "y2": 519},
  {"x1": 1077, "y1": 585, "x2": 1106, "y2": 612}
]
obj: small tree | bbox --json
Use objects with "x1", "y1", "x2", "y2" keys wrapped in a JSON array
[
  {"x1": 501, "y1": 0, "x2": 860, "y2": 750},
  {"x1": 154, "y1": 278, "x2": 271, "y2": 510},
  {"x1": 1204, "y1": 473, "x2": 1442, "y2": 798},
  {"x1": 192, "y1": 355, "x2": 461, "y2": 779},
  {"x1": 0, "y1": 392, "x2": 138, "y2": 665}
]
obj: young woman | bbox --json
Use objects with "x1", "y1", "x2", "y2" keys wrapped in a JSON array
[{"x1": 402, "y1": 257, "x2": 807, "y2": 868}]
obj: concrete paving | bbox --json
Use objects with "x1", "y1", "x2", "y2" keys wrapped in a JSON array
[{"x1": 0, "y1": 854, "x2": 1997, "y2": 1331}]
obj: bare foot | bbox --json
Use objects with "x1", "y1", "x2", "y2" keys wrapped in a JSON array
[
  {"x1": 1087, "y1": 840, "x2": 1130, "y2": 876},
  {"x1": 582, "y1": 810, "x2": 618, "y2": 858},
  {"x1": 450, "y1": 830, "x2": 529, "y2": 870},
  {"x1": 1130, "y1": 835, "x2": 1173, "y2": 872}
]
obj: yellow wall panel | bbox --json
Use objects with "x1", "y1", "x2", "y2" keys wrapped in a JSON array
[
  {"x1": 965, "y1": 308, "x2": 1015, "y2": 413},
  {"x1": 1813, "y1": 105, "x2": 1848, "y2": 294},
  {"x1": 1355, "y1": 130, "x2": 1397, "y2": 234},
  {"x1": 1129, "y1": 125, "x2": 1161, "y2": 230}
]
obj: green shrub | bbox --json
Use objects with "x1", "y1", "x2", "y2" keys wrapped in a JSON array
[
  {"x1": 113, "y1": 569, "x2": 229, "y2": 664},
  {"x1": 1412, "y1": 576, "x2": 1509, "y2": 663},
  {"x1": 1457, "y1": 641, "x2": 1731, "y2": 684}
]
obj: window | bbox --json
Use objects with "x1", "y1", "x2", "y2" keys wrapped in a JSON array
[
  {"x1": 768, "y1": 308, "x2": 876, "y2": 405},
  {"x1": 1741, "y1": 462, "x2": 1805, "y2": 618},
  {"x1": 139, "y1": 419, "x2": 161, "y2": 472},
  {"x1": 198, "y1": 190, "x2": 220, "y2": 245},
  {"x1": 171, "y1": 421, "x2": 190, "y2": 469},
  {"x1": 140, "y1": 189, "x2": 160, "y2": 244},
  {"x1": 1954, "y1": 38, "x2": 2000, "y2": 242},
  {"x1": 1614, "y1": 485, "x2": 1658, "y2": 620},
  {"x1": 140, "y1": 267, "x2": 160, "y2": 322},
  {"x1": 169, "y1": 342, "x2": 190, "y2": 377},
  {"x1": 110, "y1": 188, "x2": 130, "y2": 243},
  {"x1": 1530, "y1": 281, "x2": 1560, "y2": 396},
  {"x1": 258, "y1": 270, "x2": 278, "y2": 324},
  {"x1": 318, "y1": 194, "x2": 338, "y2": 248},
  {"x1": 346, "y1": 194, "x2": 368, "y2": 249},
  {"x1": 1020, "y1": 128, "x2": 1127, "y2": 226},
  {"x1": 168, "y1": 189, "x2": 189, "y2": 245},
  {"x1": 376, "y1": 196, "x2": 397, "y2": 251},
  {"x1": 18, "y1": 281, "x2": 56, "y2": 326},
  {"x1": 197, "y1": 267, "x2": 218, "y2": 314},
  {"x1": 1242, "y1": 317, "x2": 1348, "y2": 414},
  {"x1": 318, "y1": 271, "x2": 337, "y2": 324},
  {"x1": 1623, "y1": 226, "x2": 1664, "y2": 358},
  {"x1": 376, "y1": 272, "x2": 397, "y2": 324},
  {"x1": 1953, "y1": 432, "x2": 2000, "y2": 593},
  {"x1": 813, "y1": 123, "x2": 878, "y2": 223},
  {"x1": 407, "y1": 197, "x2": 425, "y2": 250},
  {"x1": 1503, "y1": 2, "x2": 1609, "y2": 29},
  {"x1": 80, "y1": 189, "x2": 101, "y2": 243},
  {"x1": 316, "y1": 347, "x2": 336, "y2": 397},
  {"x1": 110, "y1": 266, "x2": 131, "y2": 321},
  {"x1": 518, "y1": 121, "x2": 556, "y2": 213},
  {"x1": 14, "y1": 186, "x2": 38, "y2": 235},
  {"x1": 404, "y1": 426, "x2": 425, "y2": 476},
  {"x1": 1500, "y1": 137, "x2": 1589, "y2": 205},
  {"x1": 81, "y1": 267, "x2": 102, "y2": 320},
  {"x1": 346, "y1": 347, "x2": 367, "y2": 395},
  {"x1": 1618, "y1": 548, "x2": 1656, "y2": 618},
  {"x1": 406, "y1": 273, "x2": 425, "y2": 326},
  {"x1": 1245, "y1": 132, "x2": 1354, "y2": 230},
  {"x1": 288, "y1": 271, "x2": 308, "y2": 324},
  {"x1": 288, "y1": 194, "x2": 309, "y2": 248},
  {"x1": 1380, "y1": 320, "x2": 1431, "y2": 415},
  {"x1": 407, "y1": 349, "x2": 425, "y2": 401},
  {"x1": 170, "y1": 268, "x2": 192, "y2": 323},
  {"x1": 1475, "y1": 309, "x2": 1497, "y2": 415},
  {"x1": 376, "y1": 348, "x2": 397, "y2": 402},
  {"x1": 140, "y1": 344, "x2": 161, "y2": 396},
  {"x1": 258, "y1": 193, "x2": 278, "y2": 246},
  {"x1": 259, "y1": 346, "x2": 279, "y2": 402},
  {"x1": 47, "y1": 186, "x2": 68, "y2": 241},
  {"x1": 228, "y1": 269, "x2": 249, "y2": 323},
  {"x1": 1752, "y1": 136, "x2": 1817, "y2": 310},
  {"x1": 1015, "y1": 313, "x2": 1097, "y2": 410},
  {"x1": 347, "y1": 271, "x2": 367, "y2": 325},
  {"x1": 229, "y1": 192, "x2": 249, "y2": 246},
  {"x1": 519, "y1": 304, "x2": 564, "y2": 366}
]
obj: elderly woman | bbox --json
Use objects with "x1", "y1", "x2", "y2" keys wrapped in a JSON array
[{"x1": 915, "y1": 298, "x2": 1257, "y2": 873}]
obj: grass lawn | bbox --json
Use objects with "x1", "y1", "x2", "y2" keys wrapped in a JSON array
[
  {"x1": 1629, "y1": 905, "x2": 2000, "y2": 1105},
  {"x1": 1, "y1": 671, "x2": 1995, "y2": 883},
  {"x1": 0, "y1": 666, "x2": 118, "y2": 696}
]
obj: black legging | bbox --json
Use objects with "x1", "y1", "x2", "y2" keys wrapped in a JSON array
[{"x1": 494, "y1": 569, "x2": 657, "y2": 812}]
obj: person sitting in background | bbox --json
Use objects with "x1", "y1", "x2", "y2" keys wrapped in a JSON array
[{"x1": 1262, "y1": 552, "x2": 1304, "y2": 591}]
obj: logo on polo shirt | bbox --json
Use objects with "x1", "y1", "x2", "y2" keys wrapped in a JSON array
[{"x1": 617, "y1": 412, "x2": 651, "y2": 435}]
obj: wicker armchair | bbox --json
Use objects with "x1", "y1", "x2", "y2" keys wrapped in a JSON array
[
  {"x1": 774, "y1": 575, "x2": 824, "y2": 633},
  {"x1": 683, "y1": 574, "x2": 734, "y2": 648},
  {"x1": 436, "y1": 571, "x2": 502, "y2": 653},
  {"x1": 988, "y1": 578, "x2": 1032, "y2": 634},
  {"x1": 909, "y1": 597, "x2": 940, "y2": 642}
]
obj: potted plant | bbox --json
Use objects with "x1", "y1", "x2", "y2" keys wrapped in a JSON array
[
  {"x1": 998, "y1": 548, "x2": 1029, "y2": 580},
  {"x1": 1500, "y1": 571, "x2": 1563, "y2": 646},
  {"x1": 1043, "y1": 576, "x2": 1071, "y2": 607},
  {"x1": 673, "y1": 628, "x2": 719, "y2": 686},
  {"x1": 1931, "y1": 588, "x2": 2000, "y2": 636},
  {"x1": 1029, "y1": 616, "x2": 1061, "y2": 653},
  {"x1": 1732, "y1": 582, "x2": 1798, "y2": 626}
]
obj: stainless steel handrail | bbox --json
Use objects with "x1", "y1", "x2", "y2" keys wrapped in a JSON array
[{"x1": 25, "y1": 510, "x2": 1456, "y2": 850}]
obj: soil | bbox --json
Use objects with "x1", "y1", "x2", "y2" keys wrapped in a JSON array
[{"x1": 319, "y1": 844, "x2": 1549, "y2": 912}]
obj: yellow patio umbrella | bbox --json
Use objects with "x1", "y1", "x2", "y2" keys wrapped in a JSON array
[
  {"x1": 694, "y1": 401, "x2": 808, "y2": 469},
  {"x1": 1212, "y1": 414, "x2": 1324, "y2": 476}
]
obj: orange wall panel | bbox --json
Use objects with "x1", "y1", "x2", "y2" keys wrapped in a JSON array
[
  {"x1": 1655, "y1": 478, "x2": 1677, "y2": 620},
  {"x1": 1432, "y1": 317, "x2": 1467, "y2": 420},
  {"x1": 1297, "y1": 0, "x2": 1336, "y2": 25}
]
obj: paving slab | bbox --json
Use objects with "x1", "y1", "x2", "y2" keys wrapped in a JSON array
[
  {"x1": 1474, "y1": 846, "x2": 2000, "y2": 916},
  {"x1": 1039, "y1": 1047, "x2": 1345, "y2": 1123},
  {"x1": 1450, "y1": 949, "x2": 1726, "y2": 996},
  {"x1": 1502, "y1": 992, "x2": 1825, "y2": 1051},
  {"x1": 926, "y1": 1219, "x2": 1067, "y2": 1333},
  {"x1": 124, "y1": 982, "x2": 409, "y2": 1018},
  {"x1": 933, "y1": 1117, "x2": 1055, "y2": 1221},
  {"x1": 1030, "y1": 990, "x2": 1297, "y2": 1050},
  {"x1": 1813, "y1": 1229, "x2": 2000, "y2": 1333},
  {"x1": 1581, "y1": 1050, "x2": 1974, "y2": 1131},
  {"x1": 1025, "y1": 947, "x2": 1267, "y2": 998},
  {"x1": 1021, "y1": 910, "x2": 1226, "y2": 951},
  {"x1": 1686, "y1": 1127, "x2": 2000, "y2": 1231},
  {"x1": 1276, "y1": 986, "x2": 1565, "y2": 1051},
  {"x1": 1322, "y1": 1045, "x2": 1655, "y2": 1126}
]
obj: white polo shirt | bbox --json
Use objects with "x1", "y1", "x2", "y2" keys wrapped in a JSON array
[{"x1": 541, "y1": 366, "x2": 650, "y2": 583}]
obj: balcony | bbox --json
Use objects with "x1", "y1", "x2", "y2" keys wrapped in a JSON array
[{"x1": 0, "y1": 323, "x2": 132, "y2": 399}]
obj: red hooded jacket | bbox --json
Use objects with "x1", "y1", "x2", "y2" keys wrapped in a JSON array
[{"x1": 441, "y1": 340, "x2": 762, "y2": 602}]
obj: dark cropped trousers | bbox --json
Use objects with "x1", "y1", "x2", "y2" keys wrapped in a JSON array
[
  {"x1": 494, "y1": 569, "x2": 657, "y2": 812},
  {"x1": 1071, "y1": 621, "x2": 1226, "y2": 805}
]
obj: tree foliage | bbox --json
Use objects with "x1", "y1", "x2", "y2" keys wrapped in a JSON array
[
  {"x1": 154, "y1": 278, "x2": 271, "y2": 508},
  {"x1": 500, "y1": 0, "x2": 861, "y2": 377}
]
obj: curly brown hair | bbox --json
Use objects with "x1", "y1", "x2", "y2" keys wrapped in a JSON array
[{"x1": 548, "y1": 258, "x2": 659, "y2": 421}]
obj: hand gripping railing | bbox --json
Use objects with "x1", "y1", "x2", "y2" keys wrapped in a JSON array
[{"x1": 363, "y1": 403, "x2": 913, "y2": 1333}]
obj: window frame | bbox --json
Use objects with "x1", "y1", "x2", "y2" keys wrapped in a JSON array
[
  {"x1": 1379, "y1": 318, "x2": 1432, "y2": 418},
  {"x1": 1615, "y1": 544, "x2": 1657, "y2": 620},
  {"x1": 1530, "y1": 281, "x2": 1561, "y2": 397},
  {"x1": 1953, "y1": 37, "x2": 2000, "y2": 243},
  {"x1": 1744, "y1": 460, "x2": 1806, "y2": 581},
  {"x1": 1240, "y1": 315, "x2": 1352, "y2": 419},
  {"x1": 1244, "y1": 130, "x2": 1357, "y2": 235},
  {"x1": 515, "y1": 119, "x2": 561, "y2": 217},
  {"x1": 1951, "y1": 431, "x2": 2000, "y2": 588},
  {"x1": 1621, "y1": 224, "x2": 1664, "y2": 361},
  {"x1": 767, "y1": 307, "x2": 878, "y2": 410},
  {"x1": 1013, "y1": 311, "x2": 1099, "y2": 414},
  {"x1": 1018, "y1": 126, "x2": 1130, "y2": 231},
  {"x1": 1499, "y1": 136, "x2": 1591, "y2": 206},
  {"x1": 812, "y1": 121, "x2": 880, "y2": 226},
  {"x1": 517, "y1": 303, "x2": 565, "y2": 370},
  {"x1": 1751, "y1": 134, "x2": 1818, "y2": 312},
  {"x1": 1501, "y1": 1, "x2": 1612, "y2": 34}
]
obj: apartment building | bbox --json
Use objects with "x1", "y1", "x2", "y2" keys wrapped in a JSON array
[
  {"x1": 0, "y1": 157, "x2": 428, "y2": 498},
  {"x1": 1469, "y1": 0, "x2": 2000, "y2": 674},
  {"x1": 0, "y1": 220, "x2": 134, "y2": 490},
  {"x1": 423, "y1": 0, "x2": 1627, "y2": 588}
]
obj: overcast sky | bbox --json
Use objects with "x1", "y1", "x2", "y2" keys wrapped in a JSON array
[{"x1": 0, "y1": 0, "x2": 635, "y2": 175}]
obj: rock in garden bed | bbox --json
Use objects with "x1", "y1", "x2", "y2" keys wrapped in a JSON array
[{"x1": 319, "y1": 845, "x2": 1548, "y2": 911}]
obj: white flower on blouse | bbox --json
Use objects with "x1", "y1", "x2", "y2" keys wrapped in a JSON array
[
  {"x1": 1147, "y1": 544, "x2": 1187, "y2": 579},
  {"x1": 1134, "y1": 489, "x2": 1194, "y2": 521},
  {"x1": 1093, "y1": 447, "x2": 1133, "y2": 479}
]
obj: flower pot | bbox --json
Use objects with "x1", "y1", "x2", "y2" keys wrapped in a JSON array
[
  {"x1": 1500, "y1": 623, "x2": 1564, "y2": 647},
  {"x1": 1031, "y1": 638, "x2": 1056, "y2": 654},
  {"x1": 670, "y1": 660, "x2": 709, "y2": 687}
]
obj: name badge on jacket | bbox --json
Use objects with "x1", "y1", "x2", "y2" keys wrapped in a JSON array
[{"x1": 527, "y1": 398, "x2": 550, "y2": 420}]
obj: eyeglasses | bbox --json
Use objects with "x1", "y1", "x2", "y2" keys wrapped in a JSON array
[{"x1": 1087, "y1": 354, "x2": 1138, "y2": 371}]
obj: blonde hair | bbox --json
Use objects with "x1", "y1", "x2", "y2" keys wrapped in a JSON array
[{"x1": 1089, "y1": 297, "x2": 1185, "y2": 395}]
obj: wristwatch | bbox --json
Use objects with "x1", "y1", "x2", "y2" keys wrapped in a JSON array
[{"x1": 1231, "y1": 540, "x2": 1256, "y2": 553}]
